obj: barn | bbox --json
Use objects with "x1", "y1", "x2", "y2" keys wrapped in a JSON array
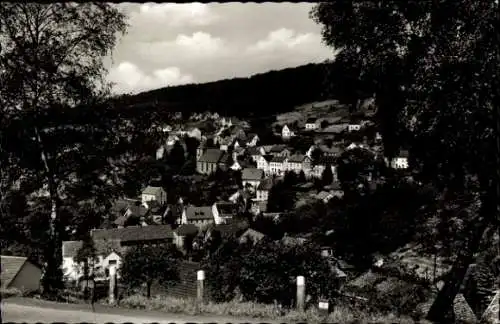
[{"x1": 1, "y1": 255, "x2": 42, "y2": 292}]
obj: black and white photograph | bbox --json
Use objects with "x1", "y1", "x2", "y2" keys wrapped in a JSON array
[{"x1": 1, "y1": 2, "x2": 500, "y2": 323}]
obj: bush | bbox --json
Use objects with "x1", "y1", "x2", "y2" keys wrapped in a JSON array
[
  {"x1": 117, "y1": 293, "x2": 420, "y2": 322},
  {"x1": 1, "y1": 287, "x2": 25, "y2": 298}
]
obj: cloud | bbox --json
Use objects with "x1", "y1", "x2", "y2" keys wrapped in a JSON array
[
  {"x1": 107, "y1": 62, "x2": 194, "y2": 94},
  {"x1": 247, "y1": 28, "x2": 323, "y2": 53},
  {"x1": 136, "y1": 32, "x2": 229, "y2": 64},
  {"x1": 131, "y1": 3, "x2": 218, "y2": 28},
  {"x1": 107, "y1": 3, "x2": 335, "y2": 94}
]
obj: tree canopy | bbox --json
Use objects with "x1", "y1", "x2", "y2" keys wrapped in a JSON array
[
  {"x1": 311, "y1": 1, "x2": 500, "y2": 320},
  {"x1": 0, "y1": 3, "x2": 157, "y2": 296}
]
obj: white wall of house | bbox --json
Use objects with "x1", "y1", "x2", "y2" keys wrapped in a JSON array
[
  {"x1": 256, "y1": 156, "x2": 269, "y2": 174},
  {"x1": 269, "y1": 162, "x2": 284, "y2": 175},
  {"x1": 391, "y1": 157, "x2": 409, "y2": 169},
  {"x1": 256, "y1": 189, "x2": 269, "y2": 201}
]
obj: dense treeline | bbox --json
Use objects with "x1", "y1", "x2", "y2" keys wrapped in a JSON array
[{"x1": 114, "y1": 61, "x2": 373, "y2": 119}]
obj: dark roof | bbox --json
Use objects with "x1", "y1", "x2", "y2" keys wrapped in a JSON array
[
  {"x1": 271, "y1": 156, "x2": 287, "y2": 163},
  {"x1": 165, "y1": 204, "x2": 183, "y2": 219},
  {"x1": 218, "y1": 151, "x2": 231, "y2": 164},
  {"x1": 319, "y1": 145, "x2": 342, "y2": 155},
  {"x1": 213, "y1": 220, "x2": 249, "y2": 237},
  {"x1": 263, "y1": 154, "x2": 273, "y2": 162},
  {"x1": 316, "y1": 156, "x2": 337, "y2": 165},
  {"x1": 198, "y1": 148, "x2": 224, "y2": 163},
  {"x1": 215, "y1": 202, "x2": 238, "y2": 215},
  {"x1": 142, "y1": 186, "x2": 164, "y2": 196},
  {"x1": 306, "y1": 118, "x2": 317, "y2": 123},
  {"x1": 1, "y1": 256, "x2": 32, "y2": 288},
  {"x1": 246, "y1": 146, "x2": 261, "y2": 156},
  {"x1": 269, "y1": 144, "x2": 288, "y2": 153},
  {"x1": 185, "y1": 206, "x2": 214, "y2": 221},
  {"x1": 62, "y1": 241, "x2": 84, "y2": 258},
  {"x1": 398, "y1": 150, "x2": 410, "y2": 157},
  {"x1": 287, "y1": 154, "x2": 304, "y2": 163},
  {"x1": 111, "y1": 199, "x2": 131, "y2": 215},
  {"x1": 91, "y1": 225, "x2": 174, "y2": 242},
  {"x1": 330, "y1": 182, "x2": 342, "y2": 191},
  {"x1": 257, "y1": 178, "x2": 273, "y2": 191},
  {"x1": 128, "y1": 204, "x2": 149, "y2": 218},
  {"x1": 175, "y1": 223, "x2": 199, "y2": 236},
  {"x1": 242, "y1": 168, "x2": 264, "y2": 181}
]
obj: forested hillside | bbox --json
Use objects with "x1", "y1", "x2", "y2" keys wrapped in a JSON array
[{"x1": 114, "y1": 61, "x2": 372, "y2": 119}]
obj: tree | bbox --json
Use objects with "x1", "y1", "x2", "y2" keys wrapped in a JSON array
[
  {"x1": 298, "y1": 170, "x2": 307, "y2": 183},
  {"x1": 120, "y1": 244, "x2": 181, "y2": 298},
  {"x1": 267, "y1": 181, "x2": 296, "y2": 213},
  {"x1": 1, "y1": 3, "x2": 130, "y2": 296},
  {"x1": 168, "y1": 141, "x2": 186, "y2": 172},
  {"x1": 283, "y1": 171, "x2": 298, "y2": 188},
  {"x1": 74, "y1": 236, "x2": 97, "y2": 282},
  {"x1": 311, "y1": 2, "x2": 500, "y2": 320},
  {"x1": 321, "y1": 164, "x2": 334, "y2": 187}
]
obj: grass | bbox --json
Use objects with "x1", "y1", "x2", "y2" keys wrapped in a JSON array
[
  {"x1": 117, "y1": 294, "x2": 428, "y2": 323},
  {"x1": 0, "y1": 288, "x2": 37, "y2": 298}
]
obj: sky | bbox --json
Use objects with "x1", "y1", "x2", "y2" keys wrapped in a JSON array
[{"x1": 106, "y1": 3, "x2": 335, "y2": 95}]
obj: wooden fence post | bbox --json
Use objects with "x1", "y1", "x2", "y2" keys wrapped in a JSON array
[
  {"x1": 109, "y1": 265, "x2": 117, "y2": 305},
  {"x1": 296, "y1": 275, "x2": 305, "y2": 312},
  {"x1": 196, "y1": 270, "x2": 205, "y2": 313}
]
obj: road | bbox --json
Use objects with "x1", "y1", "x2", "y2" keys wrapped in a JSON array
[{"x1": 2, "y1": 297, "x2": 280, "y2": 323}]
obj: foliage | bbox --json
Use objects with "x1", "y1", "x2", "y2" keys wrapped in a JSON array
[
  {"x1": 0, "y1": 3, "x2": 135, "y2": 296},
  {"x1": 238, "y1": 240, "x2": 336, "y2": 307},
  {"x1": 321, "y1": 164, "x2": 334, "y2": 186},
  {"x1": 120, "y1": 244, "x2": 181, "y2": 298},
  {"x1": 118, "y1": 293, "x2": 419, "y2": 323},
  {"x1": 74, "y1": 236, "x2": 98, "y2": 280},
  {"x1": 311, "y1": 2, "x2": 500, "y2": 318},
  {"x1": 119, "y1": 62, "x2": 352, "y2": 120},
  {"x1": 168, "y1": 141, "x2": 186, "y2": 172},
  {"x1": 266, "y1": 181, "x2": 296, "y2": 213},
  {"x1": 337, "y1": 148, "x2": 377, "y2": 197}
]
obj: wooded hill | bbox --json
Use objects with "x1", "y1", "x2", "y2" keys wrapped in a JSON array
[{"x1": 114, "y1": 61, "x2": 372, "y2": 119}]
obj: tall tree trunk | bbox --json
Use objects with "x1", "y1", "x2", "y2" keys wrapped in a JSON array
[
  {"x1": 426, "y1": 187, "x2": 495, "y2": 322},
  {"x1": 147, "y1": 282, "x2": 152, "y2": 299},
  {"x1": 35, "y1": 126, "x2": 63, "y2": 296}
]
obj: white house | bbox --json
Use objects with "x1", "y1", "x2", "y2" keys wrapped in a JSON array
[
  {"x1": 269, "y1": 156, "x2": 286, "y2": 175},
  {"x1": 62, "y1": 241, "x2": 122, "y2": 282},
  {"x1": 156, "y1": 145, "x2": 166, "y2": 160},
  {"x1": 255, "y1": 178, "x2": 273, "y2": 201},
  {"x1": 285, "y1": 154, "x2": 304, "y2": 173},
  {"x1": 141, "y1": 186, "x2": 167, "y2": 206},
  {"x1": 241, "y1": 168, "x2": 265, "y2": 189},
  {"x1": 348, "y1": 123, "x2": 362, "y2": 132},
  {"x1": 212, "y1": 202, "x2": 238, "y2": 225},
  {"x1": 305, "y1": 118, "x2": 319, "y2": 130},
  {"x1": 389, "y1": 150, "x2": 410, "y2": 169},
  {"x1": 256, "y1": 155, "x2": 271, "y2": 175},
  {"x1": 245, "y1": 134, "x2": 260, "y2": 147},
  {"x1": 281, "y1": 125, "x2": 295, "y2": 139}
]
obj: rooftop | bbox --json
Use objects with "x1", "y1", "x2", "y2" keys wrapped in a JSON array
[
  {"x1": 198, "y1": 148, "x2": 225, "y2": 163},
  {"x1": 91, "y1": 225, "x2": 174, "y2": 242},
  {"x1": 242, "y1": 168, "x2": 264, "y2": 181},
  {"x1": 1, "y1": 255, "x2": 31, "y2": 288},
  {"x1": 142, "y1": 186, "x2": 164, "y2": 196},
  {"x1": 185, "y1": 206, "x2": 214, "y2": 221}
]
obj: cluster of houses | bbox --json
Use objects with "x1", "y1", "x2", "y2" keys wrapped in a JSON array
[{"x1": 60, "y1": 110, "x2": 412, "y2": 285}]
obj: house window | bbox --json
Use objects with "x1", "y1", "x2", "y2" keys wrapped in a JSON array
[{"x1": 109, "y1": 260, "x2": 117, "y2": 266}]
